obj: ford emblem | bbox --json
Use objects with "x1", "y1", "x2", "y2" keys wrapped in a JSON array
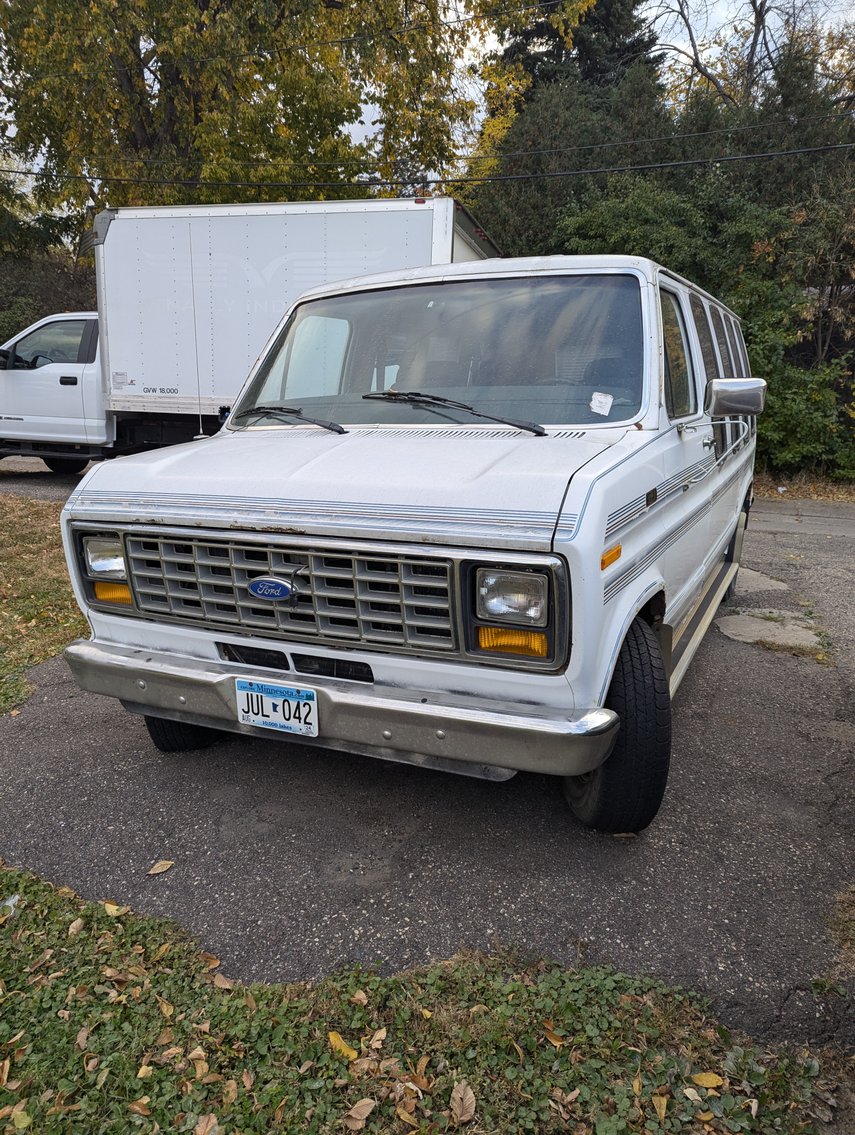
[{"x1": 247, "y1": 577, "x2": 297, "y2": 602}]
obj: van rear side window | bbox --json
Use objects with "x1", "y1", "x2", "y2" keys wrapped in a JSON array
[
  {"x1": 661, "y1": 292, "x2": 696, "y2": 419},
  {"x1": 689, "y1": 295, "x2": 720, "y2": 380}
]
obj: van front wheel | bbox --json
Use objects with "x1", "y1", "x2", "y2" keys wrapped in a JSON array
[
  {"x1": 564, "y1": 618, "x2": 671, "y2": 832},
  {"x1": 144, "y1": 715, "x2": 222, "y2": 753}
]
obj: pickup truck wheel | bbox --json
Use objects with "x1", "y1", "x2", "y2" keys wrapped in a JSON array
[
  {"x1": 563, "y1": 618, "x2": 671, "y2": 832},
  {"x1": 44, "y1": 457, "x2": 88, "y2": 475},
  {"x1": 144, "y1": 714, "x2": 222, "y2": 753}
]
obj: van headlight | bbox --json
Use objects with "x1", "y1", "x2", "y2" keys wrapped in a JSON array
[
  {"x1": 83, "y1": 536, "x2": 127, "y2": 581},
  {"x1": 476, "y1": 569, "x2": 548, "y2": 626}
]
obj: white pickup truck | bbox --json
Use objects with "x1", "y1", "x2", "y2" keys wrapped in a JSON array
[
  {"x1": 1, "y1": 198, "x2": 496, "y2": 473},
  {"x1": 62, "y1": 255, "x2": 765, "y2": 831}
]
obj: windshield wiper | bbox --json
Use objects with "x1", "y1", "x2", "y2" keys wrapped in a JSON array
[
  {"x1": 232, "y1": 403, "x2": 347, "y2": 435},
  {"x1": 363, "y1": 390, "x2": 546, "y2": 437}
]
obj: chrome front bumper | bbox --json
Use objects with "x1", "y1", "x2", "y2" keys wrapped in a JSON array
[{"x1": 64, "y1": 640, "x2": 619, "y2": 779}]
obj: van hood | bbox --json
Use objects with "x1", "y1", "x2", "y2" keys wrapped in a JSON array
[{"x1": 67, "y1": 427, "x2": 623, "y2": 550}]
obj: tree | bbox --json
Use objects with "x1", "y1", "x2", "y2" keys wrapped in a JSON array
[
  {"x1": 500, "y1": 0, "x2": 661, "y2": 88},
  {"x1": 468, "y1": 62, "x2": 672, "y2": 255},
  {"x1": 0, "y1": 0, "x2": 580, "y2": 210}
]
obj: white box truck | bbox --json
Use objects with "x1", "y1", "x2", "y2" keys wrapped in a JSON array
[{"x1": 0, "y1": 198, "x2": 498, "y2": 473}]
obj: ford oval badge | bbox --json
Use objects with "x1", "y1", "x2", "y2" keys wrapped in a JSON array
[{"x1": 248, "y1": 577, "x2": 296, "y2": 602}]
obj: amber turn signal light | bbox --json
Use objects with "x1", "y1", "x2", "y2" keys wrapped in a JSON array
[
  {"x1": 477, "y1": 625, "x2": 548, "y2": 657},
  {"x1": 94, "y1": 581, "x2": 133, "y2": 605},
  {"x1": 600, "y1": 544, "x2": 622, "y2": 571}
]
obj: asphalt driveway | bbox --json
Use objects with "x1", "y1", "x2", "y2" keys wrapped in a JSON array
[{"x1": 1, "y1": 470, "x2": 852, "y2": 1047}]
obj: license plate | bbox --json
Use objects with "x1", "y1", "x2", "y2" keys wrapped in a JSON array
[{"x1": 235, "y1": 678, "x2": 318, "y2": 737}]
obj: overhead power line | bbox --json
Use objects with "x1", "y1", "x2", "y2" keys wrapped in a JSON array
[
  {"x1": 72, "y1": 112, "x2": 855, "y2": 173},
  {"x1": 2, "y1": 142, "x2": 851, "y2": 192}
]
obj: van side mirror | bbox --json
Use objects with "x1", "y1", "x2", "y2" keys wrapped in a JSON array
[{"x1": 704, "y1": 377, "x2": 766, "y2": 416}]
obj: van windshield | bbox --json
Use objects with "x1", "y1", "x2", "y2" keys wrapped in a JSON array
[{"x1": 232, "y1": 274, "x2": 645, "y2": 429}]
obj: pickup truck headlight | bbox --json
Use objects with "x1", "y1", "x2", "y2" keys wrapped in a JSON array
[
  {"x1": 80, "y1": 533, "x2": 133, "y2": 606},
  {"x1": 476, "y1": 569, "x2": 548, "y2": 626}
]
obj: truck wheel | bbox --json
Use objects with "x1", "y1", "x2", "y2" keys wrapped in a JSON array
[
  {"x1": 44, "y1": 457, "x2": 88, "y2": 475},
  {"x1": 564, "y1": 618, "x2": 671, "y2": 832},
  {"x1": 144, "y1": 714, "x2": 222, "y2": 753}
]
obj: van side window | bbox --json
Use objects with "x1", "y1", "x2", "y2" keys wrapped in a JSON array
[
  {"x1": 689, "y1": 295, "x2": 720, "y2": 380},
  {"x1": 660, "y1": 292, "x2": 696, "y2": 419},
  {"x1": 724, "y1": 317, "x2": 743, "y2": 377},
  {"x1": 709, "y1": 307, "x2": 735, "y2": 376},
  {"x1": 729, "y1": 317, "x2": 750, "y2": 377}
]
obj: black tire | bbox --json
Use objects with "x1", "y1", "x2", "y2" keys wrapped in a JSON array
[
  {"x1": 44, "y1": 457, "x2": 88, "y2": 475},
  {"x1": 721, "y1": 508, "x2": 748, "y2": 604},
  {"x1": 144, "y1": 714, "x2": 222, "y2": 753},
  {"x1": 564, "y1": 618, "x2": 671, "y2": 832}
]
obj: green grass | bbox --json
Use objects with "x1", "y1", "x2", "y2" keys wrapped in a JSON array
[
  {"x1": 0, "y1": 496, "x2": 87, "y2": 714},
  {"x1": 0, "y1": 863, "x2": 829, "y2": 1134}
]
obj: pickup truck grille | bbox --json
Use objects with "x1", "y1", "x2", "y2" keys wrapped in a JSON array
[{"x1": 125, "y1": 534, "x2": 456, "y2": 653}]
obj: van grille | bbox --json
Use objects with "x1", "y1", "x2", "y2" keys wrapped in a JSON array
[{"x1": 125, "y1": 534, "x2": 456, "y2": 652}]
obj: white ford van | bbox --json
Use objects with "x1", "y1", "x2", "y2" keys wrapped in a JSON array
[{"x1": 62, "y1": 256, "x2": 765, "y2": 831}]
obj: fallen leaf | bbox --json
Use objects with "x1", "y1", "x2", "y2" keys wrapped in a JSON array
[
  {"x1": 696, "y1": 1111, "x2": 714, "y2": 1122},
  {"x1": 511, "y1": 1039, "x2": 524, "y2": 1063},
  {"x1": 95, "y1": 1067, "x2": 109, "y2": 1090},
  {"x1": 151, "y1": 944, "x2": 172, "y2": 963},
  {"x1": 298, "y1": 1061, "x2": 314, "y2": 1075},
  {"x1": 544, "y1": 1027, "x2": 564, "y2": 1048},
  {"x1": 156, "y1": 996, "x2": 174, "y2": 1018},
  {"x1": 369, "y1": 1027, "x2": 386, "y2": 1050},
  {"x1": 632, "y1": 1075, "x2": 641, "y2": 1095},
  {"x1": 84, "y1": 1056, "x2": 99, "y2": 1073},
  {"x1": 68, "y1": 918, "x2": 84, "y2": 937},
  {"x1": 201, "y1": 953, "x2": 220, "y2": 970},
  {"x1": 155, "y1": 1028, "x2": 175, "y2": 1046},
  {"x1": 244, "y1": 992, "x2": 257, "y2": 1011},
  {"x1": 102, "y1": 902, "x2": 129, "y2": 917},
  {"x1": 329, "y1": 1031, "x2": 358, "y2": 1061},
  {"x1": 350, "y1": 989, "x2": 368, "y2": 1005},
  {"x1": 137, "y1": 1065, "x2": 153, "y2": 1079},
  {"x1": 187, "y1": 1047, "x2": 206, "y2": 1062},
  {"x1": 420, "y1": 1008, "x2": 432, "y2": 1019},
  {"x1": 128, "y1": 1098, "x2": 151, "y2": 1116},
  {"x1": 223, "y1": 1079, "x2": 237, "y2": 1104},
  {"x1": 691, "y1": 1073, "x2": 724, "y2": 1089},
  {"x1": 194, "y1": 1115, "x2": 219, "y2": 1135},
  {"x1": 343, "y1": 1098, "x2": 376, "y2": 1131},
  {"x1": 450, "y1": 1080, "x2": 476, "y2": 1126},
  {"x1": 746, "y1": 1098, "x2": 759, "y2": 1119},
  {"x1": 212, "y1": 974, "x2": 234, "y2": 991},
  {"x1": 396, "y1": 1105, "x2": 419, "y2": 1127},
  {"x1": 652, "y1": 1094, "x2": 668, "y2": 1123},
  {"x1": 242, "y1": 1069, "x2": 254, "y2": 1090},
  {"x1": 147, "y1": 860, "x2": 174, "y2": 876},
  {"x1": 11, "y1": 1113, "x2": 30, "y2": 1130},
  {"x1": 75, "y1": 1027, "x2": 89, "y2": 1051}
]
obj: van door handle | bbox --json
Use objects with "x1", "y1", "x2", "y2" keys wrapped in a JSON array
[
  {"x1": 702, "y1": 435, "x2": 716, "y2": 449},
  {"x1": 60, "y1": 375, "x2": 78, "y2": 386}
]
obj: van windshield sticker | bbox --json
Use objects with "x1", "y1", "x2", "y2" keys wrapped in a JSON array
[{"x1": 590, "y1": 392, "x2": 613, "y2": 416}]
